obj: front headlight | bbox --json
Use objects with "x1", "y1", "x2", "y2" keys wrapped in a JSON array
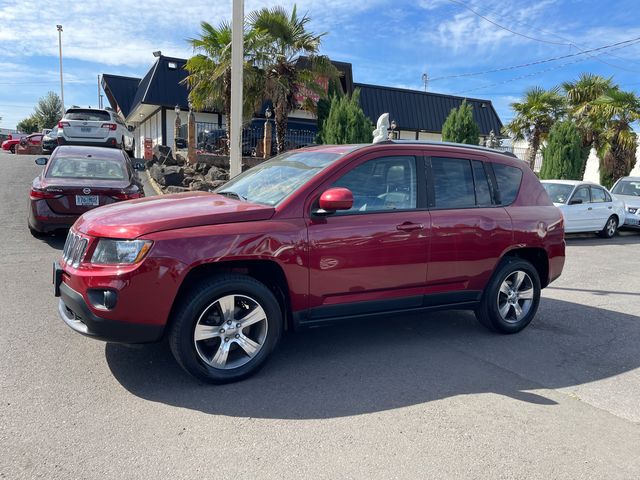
[
  {"x1": 90, "y1": 239, "x2": 153, "y2": 265},
  {"x1": 627, "y1": 207, "x2": 638, "y2": 214}
]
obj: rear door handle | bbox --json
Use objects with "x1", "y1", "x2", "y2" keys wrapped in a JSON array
[
  {"x1": 587, "y1": 207, "x2": 592, "y2": 210},
  {"x1": 396, "y1": 222, "x2": 424, "y2": 232},
  {"x1": 608, "y1": 206, "x2": 613, "y2": 209}
]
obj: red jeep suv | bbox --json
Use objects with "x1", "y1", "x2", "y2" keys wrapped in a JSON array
[{"x1": 54, "y1": 141, "x2": 565, "y2": 383}]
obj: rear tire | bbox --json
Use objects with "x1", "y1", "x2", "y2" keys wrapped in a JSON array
[
  {"x1": 29, "y1": 226, "x2": 44, "y2": 237},
  {"x1": 475, "y1": 258, "x2": 541, "y2": 334},
  {"x1": 169, "y1": 274, "x2": 283, "y2": 384},
  {"x1": 598, "y1": 215, "x2": 618, "y2": 238}
]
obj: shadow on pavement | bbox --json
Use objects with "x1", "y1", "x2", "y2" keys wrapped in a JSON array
[
  {"x1": 32, "y1": 230, "x2": 67, "y2": 250},
  {"x1": 105, "y1": 297, "x2": 640, "y2": 419},
  {"x1": 565, "y1": 230, "x2": 640, "y2": 246}
]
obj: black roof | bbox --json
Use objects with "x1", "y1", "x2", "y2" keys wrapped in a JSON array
[
  {"x1": 129, "y1": 56, "x2": 190, "y2": 114},
  {"x1": 355, "y1": 83, "x2": 503, "y2": 136},
  {"x1": 101, "y1": 74, "x2": 141, "y2": 118}
]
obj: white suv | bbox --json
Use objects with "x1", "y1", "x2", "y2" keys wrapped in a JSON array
[{"x1": 57, "y1": 108, "x2": 135, "y2": 155}]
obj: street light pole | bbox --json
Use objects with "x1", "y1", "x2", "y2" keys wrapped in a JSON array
[
  {"x1": 229, "y1": 0, "x2": 244, "y2": 178},
  {"x1": 57, "y1": 25, "x2": 65, "y2": 115}
]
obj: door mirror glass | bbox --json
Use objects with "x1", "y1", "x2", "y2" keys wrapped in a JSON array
[
  {"x1": 127, "y1": 125, "x2": 136, "y2": 132},
  {"x1": 133, "y1": 162, "x2": 145, "y2": 171},
  {"x1": 568, "y1": 198, "x2": 583, "y2": 205},
  {"x1": 35, "y1": 157, "x2": 48, "y2": 166},
  {"x1": 317, "y1": 187, "x2": 354, "y2": 213}
]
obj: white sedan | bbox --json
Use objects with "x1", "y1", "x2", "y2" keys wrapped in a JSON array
[{"x1": 541, "y1": 180, "x2": 626, "y2": 238}]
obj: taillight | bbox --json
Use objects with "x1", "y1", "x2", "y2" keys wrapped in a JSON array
[
  {"x1": 58, "y1": 121, "x2": 69, "y2": 128},
  {"x1": 111, "y1": 192, "x2": 142, "y2": 200},
  {"x1": 101, "y1": 123, "x2": 117, "y2": 131},
  {"x1": 30, "y1": 188, "x2": 63, "y2": 200}
]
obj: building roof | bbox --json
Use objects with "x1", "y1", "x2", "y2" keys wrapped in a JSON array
[
  {"x1": 128, "y1": 56, "x2": 190, "y2": 119},
  {"x1": 101, "y1": 74, "x2": 141, "y2": 118},
  {"x1": 354, "y1": 83, "x2": 503, "y2": 136}
]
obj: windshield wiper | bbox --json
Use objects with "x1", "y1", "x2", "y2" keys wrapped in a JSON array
[{"x1": 217, "y1": 190, "x2": 247, "y2": 201}]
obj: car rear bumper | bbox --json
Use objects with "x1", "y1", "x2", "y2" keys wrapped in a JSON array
[
  {"x1": 57, "y1": 137, "x2": 119, "y2": 148},
  {"x1": 29, "y1": 199, "x2": 78, "y2": 233},
  {"x1": 57, "y1": 280, "x2": 163, "y2": 343}
]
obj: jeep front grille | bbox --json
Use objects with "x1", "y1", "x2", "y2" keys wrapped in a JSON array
[{"x1": 62, "y1": 231, "x2": 88, "y2": 268}]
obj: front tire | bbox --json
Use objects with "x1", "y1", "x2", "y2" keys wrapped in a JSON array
[
  {"x1": 169, "y1": 274, "x2": 283, "y2": 383},
  {"x1": 475, "y1": 258, "x2": 541, "y2": 334},
  {"x1": 598, "y1": 215, "x2": 618, "y2": 238},
  {"x1": 10, "y1": 145, "x2": 15, "y2": 154}
]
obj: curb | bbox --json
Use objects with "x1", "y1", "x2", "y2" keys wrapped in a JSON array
[{"x1": 145, "y1": 170, "x2": 165, "y2": 196}]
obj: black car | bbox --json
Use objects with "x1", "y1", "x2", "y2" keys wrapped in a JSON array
[{"x1": 42, "y1": 127, "x2": 59, "y2": 154}]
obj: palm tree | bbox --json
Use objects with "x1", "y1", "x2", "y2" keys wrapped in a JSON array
[
  {"x1": 593, "y1": 89, "x2": 640, "y2": 187},
  {"x1": 183, "y1": 21, "x2": 264, "y2": 152},
  {"x1": 503, "y1": 86, "x2": 566, "y2": 169},
  {"x1": 249, "y1": 5, "x2": 339, "y2": 153},
  {"x1": 562, "y1": 73, "x2": 613, "y2": 176}
]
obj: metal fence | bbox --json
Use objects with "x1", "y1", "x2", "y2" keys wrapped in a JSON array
[
  {"x1": 494, "y1": 145, "x2": 542, "y2": 171},
  {"x1": 178, "y1": 122, "x2": 316, "y2": 156}
]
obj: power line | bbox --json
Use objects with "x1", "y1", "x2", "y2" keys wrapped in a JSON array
[
  {"x1": 446, "y1": 0, "x2": 640, "y2": 74},
  {"x1": 430, "y1": 36, "x2": 640, "y2": 82},
  {"x1": 446, "y1": 0, "x2": 570, "y2": 46}
]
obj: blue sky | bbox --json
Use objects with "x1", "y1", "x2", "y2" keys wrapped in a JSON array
[{"x1": 1, "y1": 0, "x2": 640, "y2": 130}]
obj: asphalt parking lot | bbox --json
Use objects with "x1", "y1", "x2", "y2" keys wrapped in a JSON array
[{"x1": 1, "y1": 151, "x2": 639, "y2": 479}]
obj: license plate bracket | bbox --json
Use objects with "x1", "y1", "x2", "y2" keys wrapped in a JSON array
[{"x1": 75, "y1": 195, "x2": 99, "y2": 206}]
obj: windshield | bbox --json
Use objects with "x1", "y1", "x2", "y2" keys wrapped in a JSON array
[
  {"x1": 217, "y1": 150, "x2": 345, "y2": 205},
  {"x1": 543, "y1": 183, "x2": 574, "y2": 204},
  {"x1": 47, "y1": 156, "x2": 127, "y2": 180},
  {"x1": 611, "y1": 180, "x2": 640, "y2": 196}
]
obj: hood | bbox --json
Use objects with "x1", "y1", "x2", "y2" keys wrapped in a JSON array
[
  {"x1": 613, "y1": 194, "x2": 640, "y2": 208},
  {"x1": 74, "y1": 192, "x2": 276, "y2": 238}
]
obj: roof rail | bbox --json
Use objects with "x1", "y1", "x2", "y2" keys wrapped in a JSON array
[{"x1": 378, "y1": 139, "x2": 518, "y2": 158}]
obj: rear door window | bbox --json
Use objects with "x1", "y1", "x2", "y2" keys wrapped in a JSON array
[
  {"x1": 590, "y1": 187, "x2": 608, "y2": 203},
  {"x1": 472, "y1": 160, "x2": 493, "y2": 207},
  {"x1": 431, "y1": 157, "x2": 475, "y2": 209},
  {"x1": 571, "y1": 186, "x2": 591, "y2": 203},
  {"x1": 492, "y1": 163, "x2": 523, "y2": 205}
]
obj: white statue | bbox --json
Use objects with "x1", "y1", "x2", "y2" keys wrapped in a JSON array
[{"x1": 372, "y1": 113, "x2": 389, "y2": 143}]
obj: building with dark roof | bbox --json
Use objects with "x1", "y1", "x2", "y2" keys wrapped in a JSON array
[{"x1": 101, "y1": 55, "x2": 503, "y2": 157}]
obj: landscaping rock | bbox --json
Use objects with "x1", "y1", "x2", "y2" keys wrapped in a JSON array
[
  {"x1": 204, "y1": 166, "x2": 229, "y2": 182},
  {"x1": 149, "y1": 163, "x2": 164, "y2": 183},
  {"x1": 165, "y1": 186, "x2": 189, "y2": 194},
  {"x1": 152, "y1": 144, "x2": 178, "y2": 166},
  {"x1": 176, "y1": 153, "x2": 188, "y2": 165},
  {"x1": 189, "y1": 180, "x2": 219, "y2": 192},
  {"x1": 160, "y1": 166, "x2": 185, "y2": 186}
]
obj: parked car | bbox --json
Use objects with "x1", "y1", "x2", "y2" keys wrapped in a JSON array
[
  {"x1": 611, "y1": 176, "x2": 640, "y2": 229},
  {"x1": 542, "y1": 180, "x2": 625, "y2": 237},
  {"x1": 16, "y1": 133, "x2": 44, "y2": 155},
  {"x1": 57, "y1": 107, "x2": 135, "y2": 155},
  {"x1": 29, "y1": 145, "x2": 144, "y2": 235},
  {"x1": 42, "y1": 127, "x2": 59, "y2": 154},
  {"x1": 54, "y1": 140, "x2": 565, "y2": 383},
  {"x1": 2, "y1": 133, "x2": 27, "y2": 153}
]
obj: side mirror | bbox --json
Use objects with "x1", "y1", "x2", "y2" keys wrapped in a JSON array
[
  {"x1": 127, "y1": 125, "x2": 136, "y2": 132},
  {"x1": 133, "y1": 162, "x2": 145, "y2": 171},
  {"x1": 569, "y1": 198, "x2": 583, "y2": 205},
  {"x1": 35, "y1": 157, "x2": 48, "y2": 166},
  {"x1": 315, "y1": 187, "x2": 354, "y2": 214}
]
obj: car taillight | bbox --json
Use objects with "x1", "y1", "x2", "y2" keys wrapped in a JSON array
[
  {"x1": 30, "y1": 188, "x2": 63, "y2": 200},
  {"x1": 101, "y1": 123, "x2": 117, "y2": 131},
  {"x1": 111, "y1": 192, "x2": 142, "y2": 200},
  {"x1": 58, "y1": 121, "x2": 70, "y2": 128}
]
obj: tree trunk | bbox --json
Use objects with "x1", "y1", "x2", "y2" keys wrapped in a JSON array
[
  {"x1": 223, "y1": 70, "x2": 232, "y2": 155},
  {"x1": 274, "y1": 103, "x2": 288, "y2": 154},
  {"x1": 528, "y1": 132, "x2": 541, "y2": 170}
]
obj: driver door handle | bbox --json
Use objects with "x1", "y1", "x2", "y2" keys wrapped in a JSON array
[
  {"x1": 396, "y1": 222, "x2": 424, "y2": 232},
  {"x1": 587, "y1": 207, "x2": 592, "y2": 210}
]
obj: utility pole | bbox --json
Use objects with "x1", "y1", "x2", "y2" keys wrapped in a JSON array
[
  {"x1": 57, "y1": 25, "x2": 65, "y2": 114},
  {"x1": 97, "y1": 75, "x2": 103, "y2": 109},
  {"x1": 422, "y1": 72, "x2": 428, "y2": 92},
  {"x1": 229, "y1": 0, "x2": 244, "y2": 178}
]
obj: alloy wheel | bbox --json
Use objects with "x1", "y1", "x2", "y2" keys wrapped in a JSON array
[
  {"x1": 193, "y1": 294, "x2": 268, "y2": 370},
  {"x1": 496, "y1": 270, "x2": 534, "y2": 324},
  {"x1": 606, "y1": 218, "x2": 617, "y2": 237}
]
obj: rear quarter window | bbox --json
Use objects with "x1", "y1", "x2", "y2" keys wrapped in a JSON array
[{"x1": 493, "y1": 163, "x2": 523, "y2": 205}]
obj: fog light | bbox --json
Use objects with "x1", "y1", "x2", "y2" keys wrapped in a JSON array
[{"x1": 87, "y1": 289, "x2": 118, "y2": 310}]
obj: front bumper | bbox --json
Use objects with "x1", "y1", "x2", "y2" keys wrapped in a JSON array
[{"x1": 55, "y1": 264, "x2": 164, "y2": 343}]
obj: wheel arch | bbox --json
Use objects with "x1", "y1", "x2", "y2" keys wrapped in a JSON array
[
  {"x1": 168, "y1": 259, "x2": 292, "y2": 334},
  {"x1": 501, "y1": 247, "x2": 550, "y2": 288}
]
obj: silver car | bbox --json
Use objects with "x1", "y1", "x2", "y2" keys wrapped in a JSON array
[
  {"x1": 57, "y1": 108, "x2": 135, "y2": 155},
  {"x1": 611, "y1": 176, "x2": 640, "y2": 229}
]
